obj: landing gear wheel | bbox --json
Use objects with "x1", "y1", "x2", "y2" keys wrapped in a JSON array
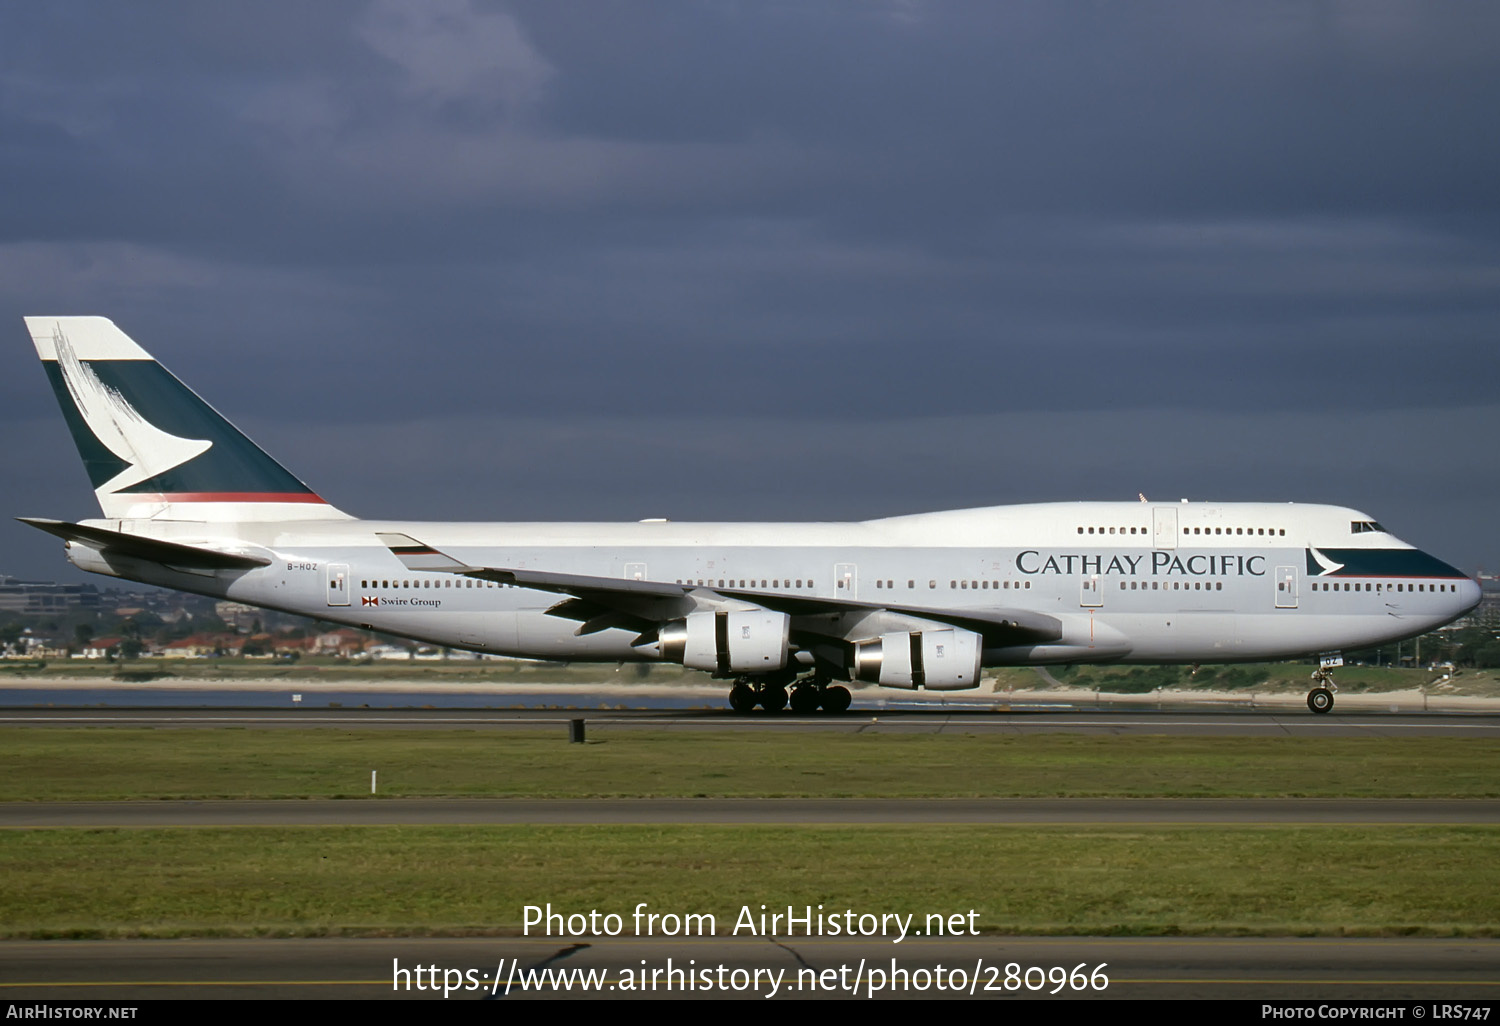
[
  {"x1": 1307, "y1": 687, "x2": 1334, "y2": 715},
  {"x1": 820, "y1": 685, "x2": 852, "y2": 714},
  {"x1": 788, "y1": 685, "x2": 821, "y2": 714},
  {"x1": 729, "y1": 682, "x2": 756, "y2": 715},
  {"x1": 759, "y1": 684, "x2": 788, "y2": 712}
]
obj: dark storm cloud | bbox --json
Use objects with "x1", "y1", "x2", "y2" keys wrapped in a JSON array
[{"x1": 0, "y1": 1, "x2": 1496, "y2": 580}]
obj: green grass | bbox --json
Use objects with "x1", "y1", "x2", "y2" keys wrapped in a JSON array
[
  {"x1": 2, "y1": 825, "x2": 1494, "y2": 939},
  {"x1": 7, "y1": 729, "x2": 1495, "y2": 940},
  {"x1": 4, "y1": 729, "x2": 1500, "y2": 799}
]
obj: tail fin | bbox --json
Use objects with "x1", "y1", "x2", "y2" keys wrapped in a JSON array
[{"x1": 27, "y1": 316, "x2": 350, "y2": 522}]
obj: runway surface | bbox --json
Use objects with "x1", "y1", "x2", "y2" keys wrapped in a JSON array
[
  {"x1": 3, "y1": 936, "x2": 1497, "y2": 1000},
  {"x1": 5, "y1": 706, "x2": 1500, "y2": 738},
  {"x1": 3, "y1": 797, "x2": 1499, "y2": 827}
]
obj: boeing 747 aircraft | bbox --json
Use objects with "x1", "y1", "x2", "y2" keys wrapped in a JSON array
[{"x1": 19, "y1": 317, "x2": 1482, "y2": 713}]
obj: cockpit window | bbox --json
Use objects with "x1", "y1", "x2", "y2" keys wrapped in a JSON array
[{"x1": 1351, "y1": 521, "x2": 1386, "y2": 534}]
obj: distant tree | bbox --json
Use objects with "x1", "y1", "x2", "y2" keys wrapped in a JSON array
[{"x1": 73, "y1": 624, "x2": 94, "y2": 648}]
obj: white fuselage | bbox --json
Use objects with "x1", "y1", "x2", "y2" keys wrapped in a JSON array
[{"x1": 67, "y1": 500, "x2": 1481, "y2": 674}]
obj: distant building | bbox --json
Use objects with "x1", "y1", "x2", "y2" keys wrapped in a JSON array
[
  {"x1": 311, "y1": 629, "x2": 371, "y2": 658},
  {"x1": 1476, "y1": 573, "x2": 1500, "y2": 623},
  {"x1": 215, "y1": 602, "x2": 261, "y2": 630},
  {"x1": 0, "y1": 575, "x2": 100, "y2": 614},
  {"x1": 159, "y1": 633, "x2": 242, "y2": 659},
  {"x1": 77, "y1": 636, "x2": 125, "y2": 660}
]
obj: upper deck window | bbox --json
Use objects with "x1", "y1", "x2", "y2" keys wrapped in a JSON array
[{"x1": 1351, "y1": 521, "x2": 1386, "y2": 534}]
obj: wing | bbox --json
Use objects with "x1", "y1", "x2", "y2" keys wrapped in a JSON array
[{"x1": 376, "y1": 532, "x2": 1062, "y2": 650}]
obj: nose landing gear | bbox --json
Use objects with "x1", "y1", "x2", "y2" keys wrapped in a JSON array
[{"x1": 1307, "y1": 667, "x2": 1338, "y2": 714}]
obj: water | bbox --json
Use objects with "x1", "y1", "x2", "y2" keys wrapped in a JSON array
[
  {"x1": 0, "y1": 686, "x2": 1025, "y2": 711},
  {"x1": 0, "y1": 687, "x2": 725, "y2": 709}
]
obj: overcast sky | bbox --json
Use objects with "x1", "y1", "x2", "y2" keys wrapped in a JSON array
[{"x1": 2, "y1": 1, "x2": 1497, "y2": 584}]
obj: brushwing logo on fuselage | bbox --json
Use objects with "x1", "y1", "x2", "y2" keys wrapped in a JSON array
[
  {"x1": 1307, "y1": 547, "x2": 1346, "y2": 576},
  {"x1": 52, "y1": 328, "x2": 211, "y2": 496}
]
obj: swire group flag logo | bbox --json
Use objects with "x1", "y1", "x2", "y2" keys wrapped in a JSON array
[{"x1": 362, "y1": 596, "x2": 380, "y2": 606}]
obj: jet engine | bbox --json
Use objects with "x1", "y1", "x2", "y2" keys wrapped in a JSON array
[
  {"x1": 853, "y1": 627, "x2": 982, "y2": 690},
  {"x1": 658, "y1": 609, "x2": 790, "y2": 674}
]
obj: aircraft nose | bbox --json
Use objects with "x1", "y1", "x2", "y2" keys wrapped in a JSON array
[{"x1": 1457, "y1": 576, "x2": 1482, "y2": 615}]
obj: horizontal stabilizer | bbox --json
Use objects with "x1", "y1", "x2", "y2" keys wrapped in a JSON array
[{"x1": 16, "y1": 518, "x2": 271, "y2": 570}]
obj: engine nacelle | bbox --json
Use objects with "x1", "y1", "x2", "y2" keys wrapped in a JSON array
[
  {"x1": 853, "y1": 627, "x2": 982, "y2": 690},
  {"x1": 658, "y1": 610, "x2": 790, "y2": 674},
  {"x1": 64, "y1": 542, "x2": 124, "y2": 579}
]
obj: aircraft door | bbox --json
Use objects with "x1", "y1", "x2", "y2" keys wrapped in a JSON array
[
  {"x1": 835, "y1": 563, "x2": 857, "y2": 600},
  {"x1": 1080, "y1": 574, "x2": 1103, "y2": 607},
  {"x1": 1153, "y1": 507, "x2": 1178, "y2": 550},
  {"x1": 1275, "y1": 566, "x2": 1298, "y2": 608},
  {"x1": 326, "y1": 563, "x2": 350, "y2": 607},
  {"x1": 624, "y1": 562, "x2": 647, "y2": 581}
]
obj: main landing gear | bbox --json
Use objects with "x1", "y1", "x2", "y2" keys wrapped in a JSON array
[
  {"x1": 729, "y1": 673, "x2": 851, "y2": 715},
  {"x1": 1307, "y1": 667, "x2": 1338, "y2": 715}
]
